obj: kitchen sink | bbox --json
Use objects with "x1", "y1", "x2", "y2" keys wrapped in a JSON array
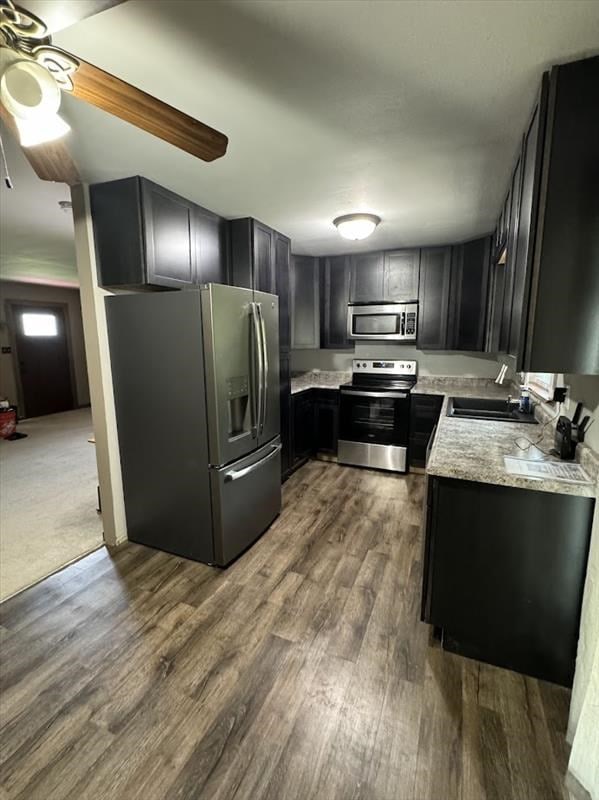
[{"x1": 446, "y1": 397, "x2": 538, "y2": 424}]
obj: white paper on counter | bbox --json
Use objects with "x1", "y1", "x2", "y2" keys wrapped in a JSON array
[{"x1": 503, "y1": 456, "x2": 592, "y2": 484}]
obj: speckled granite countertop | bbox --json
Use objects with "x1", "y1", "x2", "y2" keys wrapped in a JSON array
[
  {"x1": 417, "y1": 378, "x2": 597, "y2": 499},
  {"x1": 290, "y1": 370, "x2": 350, "y2": 395}
]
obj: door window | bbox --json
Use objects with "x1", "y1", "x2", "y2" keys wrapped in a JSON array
[{"x1": 21, "y1": 313, "x2": 58, "y2": 337}]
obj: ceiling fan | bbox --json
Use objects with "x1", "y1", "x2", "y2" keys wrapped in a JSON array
[{"x1": 0, "y1": 0, "x2": 229, "y2": 185}]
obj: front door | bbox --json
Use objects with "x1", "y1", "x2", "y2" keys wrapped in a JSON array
[{"x1": 10, "y1": 303, "x2": 75, "y2": 418}]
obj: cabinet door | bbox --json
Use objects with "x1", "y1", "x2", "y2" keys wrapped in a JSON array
[
  {"x1": 141, "y1": 180, "x2": 196, "y2": 287},
  {"x1": 409, "y1": 394, "x2": 443, "y2": 468},
  {"x1": 448, "y1": 237, "x2": 490, "y2": 351},
  {"x1": 275, "y1": 233, "x2": 291, "y2": 352},
  {"x1": 418, "y1": 247, "x2": 452, "y2": 349},
  {"x1": 349, "y1": 252, "x2": 384, "y2": 302},
  {"x1": 253, "y1": 221, "x2": 276, "y2": 294},
  {"x1": 314, "y1": 391, "x2": 339, "y2": 454},
  {"x1": 384, "y1": 249, "x2": 420, "y2": 302},
  {"x1": 509, "y1": 88, "x2": 546, "y2": 363},
  {"x1": 322, "y1": 256, "x2": 352, "y2": 349},
  {"x1": 292, "y1": 391, "x2": 315, "y2": 464},
  {"x1": 290, "y1": 256, "x2": 320, "y2": 349},
  {"x1": 485, "y1": 261, "x2": 506, "y2": 353},
  {"x1": 523, "y1": 57, "x2": 598, "y2": 374},
  {"x1": 428, "y1": 477, "x2": 593, "y2": 686},
  {"x1": 195, "y1": 207, "x2": 228, "y2": 285},
  {"x1": 498, "y1": 158, "x2": 522, "y2": 353}
]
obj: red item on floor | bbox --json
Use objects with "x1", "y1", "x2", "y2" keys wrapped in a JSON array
[{"x1": 0, "y1": 407, "x2": 17, "y2": 439}]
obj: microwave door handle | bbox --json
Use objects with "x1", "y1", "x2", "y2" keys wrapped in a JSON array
[
  {"x1": 250, "y1": 303, "x2": 262, "y2": 437},
  {"x1": 257, "y1": 302, "x2": 268, "y2": 434}
]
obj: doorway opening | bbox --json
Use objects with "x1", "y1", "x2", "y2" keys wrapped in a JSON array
[{"x1": 0, "y1": 132, "x2": 105, "y2": 601}]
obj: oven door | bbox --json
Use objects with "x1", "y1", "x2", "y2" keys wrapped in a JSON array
[{"x1": 339, "y1": 388, "x2": 410, "y2": 446}]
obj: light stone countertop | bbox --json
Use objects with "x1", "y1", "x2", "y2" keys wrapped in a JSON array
[
  {"x1": 415, "y1": 378, "x2": 597, "y2": 499},
  {"x1": 290, "y1": 370, "x2": 350, "y2": 395},
  {"x1": 289, "y1": 372, "x2": 597, "y2": 497}
]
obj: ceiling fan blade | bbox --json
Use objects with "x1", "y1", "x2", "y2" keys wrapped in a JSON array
[
  {"x1": 0, "y1": 101, "x2": 80, "y2": 184},
  {"x1": 16, "y1": 1, "x2": 128, "y2": 36},
  {"x1": 69, "y1": 58, "x2": 229, "y2": 163}
]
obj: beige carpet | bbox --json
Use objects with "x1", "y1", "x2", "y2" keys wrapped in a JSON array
[{"x1": 0, "y1": 408, "x2": 104, "y2": 600}]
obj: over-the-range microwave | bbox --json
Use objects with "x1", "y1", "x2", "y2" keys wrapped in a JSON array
[{"x1": 347, "y1": 302, "x2": 418, "y2": 341}]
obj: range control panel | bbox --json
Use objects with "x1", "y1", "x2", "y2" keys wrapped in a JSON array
[{"x1": 352, "y1": 359, "x2": 417, "y2": 376}]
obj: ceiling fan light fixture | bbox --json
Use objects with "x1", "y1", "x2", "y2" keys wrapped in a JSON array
[
  {"x1": 15, "y1": 112, "x2": 70, "y2": 147},
  {"x1": 333, "y1": 213, "x2": 381, "y2": 241},
  {"x1": 1, "y1": 59, "x2": 69, "y2": 146}
]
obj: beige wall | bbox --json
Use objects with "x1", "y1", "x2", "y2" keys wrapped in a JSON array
[{"x1": 0, "y1": 280, "x2": 90, "y2": 410}]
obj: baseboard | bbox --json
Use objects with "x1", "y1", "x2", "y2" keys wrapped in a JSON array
[
  {"x1": 106, "y1": 539, "x2": 129, "y2": 555},
  {"x1": 565, "y1": 771, "x2": 592, "y2": 800}
]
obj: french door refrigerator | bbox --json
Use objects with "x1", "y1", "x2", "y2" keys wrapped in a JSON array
[{"x1": 105, "y1": 284, "x2": 281, "y2": 566}]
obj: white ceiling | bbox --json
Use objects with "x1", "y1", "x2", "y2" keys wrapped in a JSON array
[
  {"x1": 0, "y1": 130, "x2": 77, "y2": 285},
  {"x1": 2, "y1": 0, "x2": 599, "y2": 284}
]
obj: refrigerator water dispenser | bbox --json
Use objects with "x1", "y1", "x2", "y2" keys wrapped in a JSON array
[{"x1": 226, "y1": 375, "x2": 250, "y2": 439}]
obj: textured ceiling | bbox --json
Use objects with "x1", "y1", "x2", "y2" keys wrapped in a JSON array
[{"x1": 1, "y1": 0, "x2": 599, "y2": 285}]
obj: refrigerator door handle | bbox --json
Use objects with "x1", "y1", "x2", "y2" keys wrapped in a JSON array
[
  {"x1": 224, "y1": 443, "x2": 282, "y2": 482},
  {"x1": 256, "y1": 302, "x2": 268, "y2": 434},
  {"x1": 250, "y1": 302, "x2": 263, "y2": 438}
]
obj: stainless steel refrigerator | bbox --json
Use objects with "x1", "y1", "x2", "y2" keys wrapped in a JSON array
[{"x1": 105, "y1": 284, "x2": 281, "y2": 566}]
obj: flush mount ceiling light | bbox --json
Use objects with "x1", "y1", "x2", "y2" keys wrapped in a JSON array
[
  {"x1": 0, "y1": 59, "x2": 70, "y2": 147},
  {"x1": 333, "y1": 213, "x2": 381, "y2": 241}
]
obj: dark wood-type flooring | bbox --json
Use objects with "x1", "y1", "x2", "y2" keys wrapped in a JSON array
[{"x1": 0, "y1": 461, "x2": 571, "y2": 799}]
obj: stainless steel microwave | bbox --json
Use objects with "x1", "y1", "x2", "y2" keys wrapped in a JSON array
[{"x1": 347, "y1": 302, "x2": 418, "y2": 341}]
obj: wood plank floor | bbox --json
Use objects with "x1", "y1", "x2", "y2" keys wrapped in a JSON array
[{"x1": 0, "y1": 461, "x2": 571, "y2": 800}]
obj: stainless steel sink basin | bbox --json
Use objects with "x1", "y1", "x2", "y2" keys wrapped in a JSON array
[{"x1": 446, "y1": 397, "x2": 538, "y2": 424}]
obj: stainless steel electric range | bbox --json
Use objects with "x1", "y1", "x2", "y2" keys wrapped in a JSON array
[{"x1": 338, "y1": 359, "x2": 417, "y2": 473}]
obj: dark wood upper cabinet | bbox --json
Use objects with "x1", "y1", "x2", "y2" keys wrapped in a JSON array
[
  {"x1": 229, "y1": 218, "x2": 278, "y2": 294},
  {"x1": 384, "y1": 249, "x2": 420, "y2": 302},
  {"x1": 493, "y1": 55, "x2": 598, "y2": 373},
  {"x1": 91, "y1": 176, "x2": 227, "y2": 289},
  {"x1": 507, "y1": 102, "x2": 543, "y2": 361},
  {"x1": 418, "y1": 247, "x2": 452, "y2": 349},
  {"x1": 349, "y1": 252, "x2": 385, "y2": 302},
  {"x1": 290, "y1": 256, "x2": 320, "y2": 349},
  {"x1": 321, "y1": 255, "x2": 352, "y2": 349},
  {"x1": 141, "y1": 181, "x2": 195, "y2": 287},
  {"x1": 485, "y1": 258, "x2": 506, "y2": 354},
  {"x1": 448, "y1": 237, "x2": 491, "y2": 351},
  {"x1": 275, "y1": 232, "x2": 291, "y2": 352},
  {"x1": 194, "y1": 206, "x2": 229, "y2": 286},
  {"x1": 254, "y1": 222, "x2": 277, "y2": 294},
  {"x1": 498, "y1": 158, "x2": 522, "y2": 353}
]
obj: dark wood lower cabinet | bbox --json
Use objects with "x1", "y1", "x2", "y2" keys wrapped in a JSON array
[
  {"x1": 422, "y1": 476, "x2": 594, "y2": 686},
  {"x1": 279, "y1": 353, "x2": 291, "y2": 479},
  {"x1": 409, "y1": 394, "x2": 443, "y2": 468},
  {"x1": 286, "y1": 389, "x2": 340, "y2": 478},
  {"x1": 291, "y1": 390, "x2": 315, "y2": 469},
  {"x1": 314, "y1": 390, "x2": 339, "y2": 455}
]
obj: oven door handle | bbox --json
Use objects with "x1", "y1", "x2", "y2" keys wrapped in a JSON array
[{"x1": 341, "y1": 390, "x2": 409, "y2": 399}]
